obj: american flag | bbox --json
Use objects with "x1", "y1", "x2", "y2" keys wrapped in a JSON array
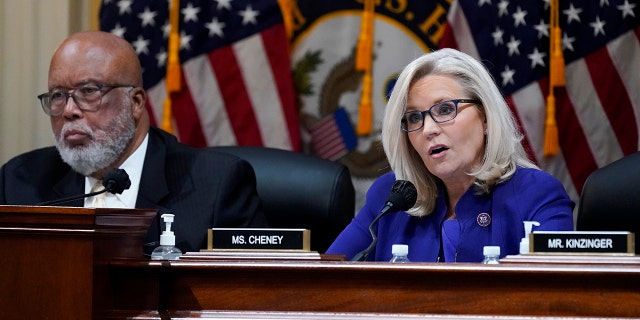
[
  {"x1": 99, "y1": 0, "x2": 301, "y2": 151},
  {"x1": 311, "y1": 107, "x2": 357, "y2": 161},
  {"x1": 440, "y1": 0, "x2": 640, "y2": 203}
]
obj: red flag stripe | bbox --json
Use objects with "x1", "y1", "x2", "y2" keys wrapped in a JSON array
[
  {"x1": 311, "y1": 117, "x2": 336, "y2": 135},
  {"x1": 314, "y1": 130, "x2": 343, "y2": 151},
  {"x1": 608, "y1": 31, "x2": 640, "y2": 150},
  {"x1": 182, "y1": 55, "x2": 238, "y2": 146},
  {"x1": 208, "y1": 46, "x2": 264, "y2": 147},
  {"x1": 565, "y1": 59, "x2": 624, "y2": 167},
  {"x1": 169, "y1": 68, "x2": 208, "y2": 148},
  {"x1": 147, "y1": 81, "x2": 169, "y2": 133},
  {"x1": 444, "y1": 1, "x2": 478, "y2": 59},
  {"x1": 555, "y1": 84, "x2": 599, "y2": 193},
  {"x1": 504, "y1": 95, "x2": 537, "y2": 165},
  {"x1": 261, "y1": 25, "x2": 301, "y2": 151},
  {"x1": 585, "y1": 46, "x2": 637, "y2": 155},
  {"x1": 145, "y1": 99, "x2": 158, "y2": 128},
  {"x1": 234, "y1": 30, "x2": 291, "y2": 149}
]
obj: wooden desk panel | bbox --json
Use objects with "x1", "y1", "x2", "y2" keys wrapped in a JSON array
[
  {"x1": 108, "y1": 259, "x2": 640, "y2": 318},
  {"x1": 0, "y1": 206, "x2": 155, "y2": 320}
]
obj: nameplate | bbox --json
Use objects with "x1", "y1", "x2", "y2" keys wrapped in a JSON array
[
  {"x1": 529, "y1": 231, "x2": 635, "y2": 255},
  {"x1": 207, "y1": 228, "x2": 311, "y2": 251}
]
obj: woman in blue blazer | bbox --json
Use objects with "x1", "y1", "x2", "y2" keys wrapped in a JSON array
[{"x1": 327, "y1": 49, "x2": 574, "y2": 262}]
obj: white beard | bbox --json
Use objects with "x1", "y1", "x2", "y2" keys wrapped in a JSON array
[{"x1": 55, "y1": 105, "x2": 136, "y2": 176}]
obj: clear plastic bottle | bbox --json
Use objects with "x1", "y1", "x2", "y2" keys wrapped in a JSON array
[
  {"x1": 482, "y1": 246, "x2": 500, "y2": 264},
  {"x1": 151, "y1": 213, "x2": 182, "y2": 260},
  {"x1": 151, "y1": 245, "x2": 182, "y2": 260},
  {"x1": 389, "y1": 244, "x2": 410, "y2": 263}
]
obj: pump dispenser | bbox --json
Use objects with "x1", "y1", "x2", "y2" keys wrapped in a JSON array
[
  {"x1": 151, "y1": 213, "x2": 182, "y2": 260},
  {"x1": 519, "y1": 221, "x2": 540, "y2": 254}
]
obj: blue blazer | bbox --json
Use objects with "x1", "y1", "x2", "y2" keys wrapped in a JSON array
[
  {"x1": 0, "y1": 126, "x2": 268, "y2": 255},
  {"x1": 326, "y1": 168, "x2": 575, "y2": 262}
]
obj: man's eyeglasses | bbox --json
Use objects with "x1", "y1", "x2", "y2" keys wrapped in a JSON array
[
  {"x1": 401, "y1": 99, "x2": 481, "y2": 132},
  {"x1": 37, "y1": 84, "x2": 134, "y2": 117}
]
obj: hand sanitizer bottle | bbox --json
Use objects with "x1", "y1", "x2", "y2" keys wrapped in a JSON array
[
  {"x1": 519, "y1": 221, "x2": 540, "y2": 254},
  {"x1": 389, "y1": 244, "x2": 410, "y2": 263},
  {"x1": 151, "y1": 213, "x2": 182, "y2": 260}
]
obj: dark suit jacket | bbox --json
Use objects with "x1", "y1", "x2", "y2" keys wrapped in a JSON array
[{"x1": 0, "y1": 126, "x2": 268, "y2": 255}]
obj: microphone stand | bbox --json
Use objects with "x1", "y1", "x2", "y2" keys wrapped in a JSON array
[
  {"x1": 37, "y1": 188, "x2": 109, "y2": 206},
  {"x1": 36, "y1": 168, "x2": 130, "y2": 206},
  {"x1": 350, "y1": 179, "x2": 417, "y2": 262},
  {"x1": 351, "y1": 207, "x2": 391, "y2": 261}
]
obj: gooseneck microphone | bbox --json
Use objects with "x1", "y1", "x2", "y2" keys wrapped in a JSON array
[
  {"x1": 37, "y1": 168, "x2": 132, "y2": 206},
  {"x1": 351, "y1": 180, "x2": 418, "y2": 262}
]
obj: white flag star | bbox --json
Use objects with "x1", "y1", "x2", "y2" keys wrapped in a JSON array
[
  {"x1": 132, "y1": 35, "x2": 150, "y2": 55},
  {"x1": 533, "y1": 19, "x2": 549, "y2": 39},
  {"x1": 239, "y1": 5, "x2": 259, "y2": 25},
  {"x1": 506, "y1": 36, "x2": 521, "y2": 56},
  {"x1": 590, "y1": 16, "x2": 606, "y2": 37},
  {"x1": 512, "y1": 6, "x2": 528, "y2": 27},
  {"x1": 215, "y1": 0, "x2": 232, "y2": 11},
  {"x1": 155, "y1": 49, "x2": 167, "y2": 67},
  {"x1": 206, "y1": 17, "x2": 226, "y2": 38},
  {"x1": 162, "y1": 22, "x2": 171, "y2": 38},
  {"x1": 563, "y1": 3, "x2": 583, "y2": 24},
  {"x1": 182, "y1": 3, "x2": 200, "y2": 22},
  {"x1": 528, "y1": 48, "x2": 546, "y2": 68},
  {"x1": 492, "y1": 27, "x2": 504, "y2": 46},
  {"x1": 111, "y1": 23, "x2": 126, "y2": 38},
  {"x1": 497, "y1": 0, "x2": 509, "y2": 17},
  {"x1": 617, "y1": 0, "x2": 636, "y2": 18},
  {"x1": 138, "y1": 7, "x2": 157, "y2": 27},
  {"x1": 180, "y1": 31, "x2": 193, "y2": 51},
  {"x1": 501, "y1": 65, "x2": 516, "y2": 86},
  {"x1": 117, "y1": 0, "x2": 133, "y2": 15},
  {"x1": 562, "y1": 32, "x2": 576, "y2": 51}
]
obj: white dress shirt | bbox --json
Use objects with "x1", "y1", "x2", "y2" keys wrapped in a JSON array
[{"x1": 84, "y1": 134, "x2": 148, "y2": 208}]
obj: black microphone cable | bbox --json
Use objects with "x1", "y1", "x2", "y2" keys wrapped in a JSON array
[{"x1": 37, "y1": 168, "x2": 131, "y2": 206}]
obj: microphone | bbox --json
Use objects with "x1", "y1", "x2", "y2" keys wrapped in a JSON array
[
  {"x1": 102, "y1": 168, "x2": 131, "y2": 194},
  {"x1": 37, "y1": 168, "x2": 131, "y2": 206},
  {"x1": 351, "y1": 180, "x2": 417, "y2": 262}
]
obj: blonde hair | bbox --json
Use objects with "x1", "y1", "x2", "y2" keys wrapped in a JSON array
[{"x1": 381, "y1": 48, "x2": 537, "y2": 217}]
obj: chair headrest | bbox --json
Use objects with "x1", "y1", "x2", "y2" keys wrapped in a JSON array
[
  {"x1": 213, "y1": 146, "x2": 355, "y2": 252},
  {"x1": 577, "y1": 151, "x2": 640, "y2": 250}
]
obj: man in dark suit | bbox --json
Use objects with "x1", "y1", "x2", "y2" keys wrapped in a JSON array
[{"x1": 0, "y1": 31, "x2": 268, "y2": 255}]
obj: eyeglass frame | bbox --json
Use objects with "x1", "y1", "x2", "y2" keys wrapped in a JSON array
[
  {"x1": 37, "y1": 84, "x2": 134, "y2": 117},
  {"x1": 400, "y1": 99, "x2": 482, "y2": 132}
]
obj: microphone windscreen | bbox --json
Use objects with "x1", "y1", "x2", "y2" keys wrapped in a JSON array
[
  {"x1": 387, "y1": 180, "x2": 417, "y2": 211},
  {"x1": 103, "y1": 168, "x2": 131, "y2": 194}
]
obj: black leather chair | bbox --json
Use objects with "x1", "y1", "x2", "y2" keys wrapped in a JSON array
[
  {"x1": 214, "y1": 146, "x2": 355, "y2": 253},
  {"x1": 576, "y1": 151, "x2": 640, "y2": 250}
]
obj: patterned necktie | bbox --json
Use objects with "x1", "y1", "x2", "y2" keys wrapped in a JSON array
[{"x1": 88, "y1": 180, "x2": 107, "y2": 208}]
